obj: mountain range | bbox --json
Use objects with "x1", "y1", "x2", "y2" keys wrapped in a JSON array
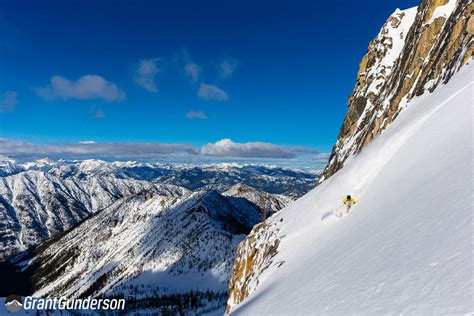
[{"x1": 0, "y1": 159, "x2": 312, "y2": 313}]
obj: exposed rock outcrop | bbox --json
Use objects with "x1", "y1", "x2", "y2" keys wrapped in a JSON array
[
  {"x1": 321, "y1": 0, "x2": 473, "y2": 181},
  {"x1": 225, "y1": 221, "x2": 281, "y2": 313}
]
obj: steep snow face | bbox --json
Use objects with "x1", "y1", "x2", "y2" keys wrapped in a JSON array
[
  {"x1": 24, "y1": 186, "x2": 290, "y2": 300},
  {"x1": 0, "y1": 171, "x2": 189, "y2": 260},
  {"x1": 227, "y1": 63, "x2": 473, "y2": 314},
  {"x1": 322, "y1": 0, "x2": 473, "y2": 180}
]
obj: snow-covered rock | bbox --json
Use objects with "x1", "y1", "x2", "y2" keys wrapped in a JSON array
[{"x1": 322, "y1": 0, "x2": 473, "y2": 180}]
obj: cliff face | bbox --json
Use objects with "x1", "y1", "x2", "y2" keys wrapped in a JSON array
[
  {"x1": 225, "y1": 221, "x2": 281, "y2": 313},
  {"x1": 321, "y1": 0, "x2": 473, "y2": 181},
  {"x1": 226, "y1": 0, "x2": 473, "y2": 313}
]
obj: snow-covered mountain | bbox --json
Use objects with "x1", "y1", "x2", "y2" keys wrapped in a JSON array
[
  {"x1": 0, "y1": 160, "x2": 313, "y2": 262},
  {"x1": 222, "y1": 183, "x2": 292, "y2": 222},
  {"x1": 156, "y1": 164, "x2": 318, "y2": 198},
  {"x1": 0, "y1": 170, "x2": 189, "y2": 261},
  {"x1": 0, "y1": 157, "x2": 22, "y2": 177},
  {"x1": 0, "y1": 159, "x2": 319, "y2": 197},
  {"x1": 226, "y1": 0, "x2": 473, "y2": 313},
  {"x1": 0, "y1": 157, "x2": 297, "y2": 314},
  {"x1": 9, "y1": 184, "x2": 290, "y2": 313},
  {"x1": 321, "y1": 0, "x2": 473, "y2": 181}
]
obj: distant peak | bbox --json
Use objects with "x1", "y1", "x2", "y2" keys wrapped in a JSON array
[{"x1": 224, "y1": 183, "x2": 262, "y2": 195}]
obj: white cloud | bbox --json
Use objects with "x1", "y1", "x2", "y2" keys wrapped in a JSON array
[
  {"x1": 0, "y1": 91, "x2": 18, "y2": 112},
  {"x1": 186, "y1": 110, "x2": 208, "y2": 120},
  {"x1": 0, "y1": 138, "x2": 196, "y2": 158},
  {"x1": 176, "y1": 49, "x2": 201, "y2": 83},
  {"x1": 0, "y1": 137, "x2": 320, "y2": 161},
  {"x1": 201, "y1": 139, "x2": 318, "y2": 158},
  {"x1": 197, "y1": 83, "x2": 228, "y2": 101},
  {"x1": 184, "y1": 62, "x2": 201, "y2": 83},
  {"x1": 37, "y1": 75, "x2": 126, "y2": 102},
  {"x1": 134, "y1": 58, "x2": 160, "y2": 92},
  {"x1": 219, "y1": 57, "x2": 239, "y2": 79}
]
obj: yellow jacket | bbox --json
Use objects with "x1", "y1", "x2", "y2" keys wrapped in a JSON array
[{"x1": 342, "y1": 197, "x2": 357, "y2": 204}]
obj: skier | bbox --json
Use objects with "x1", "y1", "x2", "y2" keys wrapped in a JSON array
[{"x1": 342, "y1": 195, "x2": 357, "y2": 214}]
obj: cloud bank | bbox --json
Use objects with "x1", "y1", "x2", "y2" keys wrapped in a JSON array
[
  {"x1": 37, "y1": 75, "x2": 126, "y2": 102},
  {"x1": 201, "y1": 139, "x2": 318, "y2": 158},
  {"x1": 0, "y1": 138, "x2": 320, "y2": 161},
  {"x1": 0, "y1": 138, "x2": 196, "y2": 158}
]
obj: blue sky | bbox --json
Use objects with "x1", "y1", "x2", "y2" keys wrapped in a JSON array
[{"x1": 0, "y1": 0, "x2": 419, "y2": 165}]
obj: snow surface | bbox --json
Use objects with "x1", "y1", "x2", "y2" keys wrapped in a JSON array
[
  {"x1": 232, "y1": 63, "x2": 474, "y2": 314},
  {"x1": 379, "y1": 7, "x2": 418, "y2": 68},
  {"x1": 424, "y1": 0, "x2": 457, "y2": 25}
]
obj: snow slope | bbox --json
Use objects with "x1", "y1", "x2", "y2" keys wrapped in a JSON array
[{"x1": 229, "y1": 63, "x2": 474, "y2": 314}]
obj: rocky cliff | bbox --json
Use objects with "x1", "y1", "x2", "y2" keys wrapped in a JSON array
[
  {"x1": 321, "y1": 0, "x2": 473, "y2": 181},
  {"x1": 225, "y1": 221, "x2": 282, "y2": 313},
  {"x1": 226, "y1": 0, "x2": 473, "y2": 312}
]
